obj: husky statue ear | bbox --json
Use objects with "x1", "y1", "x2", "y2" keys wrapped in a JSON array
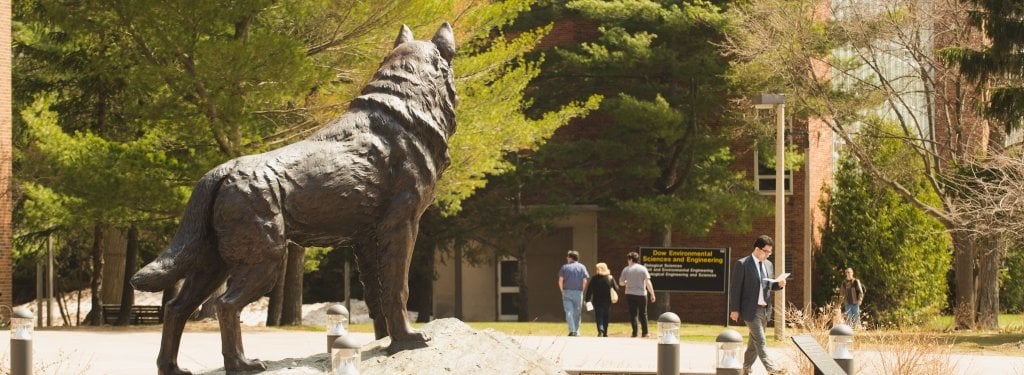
[
  {"x1": 394, "y1": 25, "x2": 414, "y2": 48},
  {"x1": 432, "y1": 22, "x2": 455, "y2": 63}
]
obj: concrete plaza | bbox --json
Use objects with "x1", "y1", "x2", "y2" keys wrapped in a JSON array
[{"x1": 1, "y1": 327, "x2": 1022, "y2": 374}]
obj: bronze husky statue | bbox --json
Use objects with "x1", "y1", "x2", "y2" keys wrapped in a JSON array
[{"x1": 131, "y1": 23, "x2": 456, "y2": 375}]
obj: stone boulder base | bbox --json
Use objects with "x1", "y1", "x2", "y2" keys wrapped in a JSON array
[{"x1": 199, "y1": 318, "x2": 566, "y2": 375}]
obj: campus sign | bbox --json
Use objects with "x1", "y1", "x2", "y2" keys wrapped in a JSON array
[{"x1": 638, "y1": 246, "x2": 729, "y2": 293}]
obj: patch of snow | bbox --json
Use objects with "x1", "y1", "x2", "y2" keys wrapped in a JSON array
[{"x1": 15, "y1": 289, "x2": 415, "y2": 327}]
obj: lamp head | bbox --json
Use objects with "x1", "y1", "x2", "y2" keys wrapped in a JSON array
[
  {"x1": 751, "y1": 93, "x2": 786, "y2": 109},
  {"x1": 657, "y1": 312, "x2": 681, "y2": 344}
]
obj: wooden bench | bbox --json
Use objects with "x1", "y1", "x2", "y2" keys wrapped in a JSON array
[{"x1": 101, "y1": 304, "x2": 163, "y2": 325}]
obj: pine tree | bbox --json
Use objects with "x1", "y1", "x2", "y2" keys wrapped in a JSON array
[
  {"x1": 407, "y1": 1, "x2": 600, "y2": 321},
  {"x1": 518, "y1": 0, "x2": 770, "y2": 247},
  {"x1": 942, "y1": 0, "x2": 1024, "y2": 128},
  {"x1": 461, "y1": 0, "x2": 774, "y2": 314}
]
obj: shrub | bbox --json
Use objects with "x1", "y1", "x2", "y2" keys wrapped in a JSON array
[{"x1": 817, "y1": 150, "x2": 950, "y2": 327}]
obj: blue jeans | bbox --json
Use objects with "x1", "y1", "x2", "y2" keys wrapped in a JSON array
[
  {"x1": 844, "y1": 303, "x2": 861, "y2": 327},
  {"x1": 743, "y1": 306, "x2": 780, "y2": 373},
  {"x1": 562, "y1": 290, "x2": 583, "y2": 334}
]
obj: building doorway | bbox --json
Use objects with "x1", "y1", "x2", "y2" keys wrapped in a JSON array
[{"x1": 497, "y1": 257, "x2": 520, "y2": 321}]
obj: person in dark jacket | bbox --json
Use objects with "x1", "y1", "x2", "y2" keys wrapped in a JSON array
[
  {"x1": 584, "y1": 262, "x2": 620, "y2": 337},
  {"x1": 729, "y1": 235, "x2": 788, "y2": 375},
  {"x1": 841, "y1": 267, "x2": 864, "y2": 328}
]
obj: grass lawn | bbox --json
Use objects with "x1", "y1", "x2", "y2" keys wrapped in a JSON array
[
  {"x1": 346, "y1": 320, "x2": 744, "y2": 340},
  {"x1": 334, "y1": 314, "x2": 1024, "y2": 355},
  {"x1": 921, "y1": 314, "x2": 1024, "y2": 352}
]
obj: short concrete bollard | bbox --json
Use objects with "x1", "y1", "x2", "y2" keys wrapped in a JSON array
[
  {"x1": 715, "y1": 329, "x2": 744, "y2": 375},
  {"x1": 331, "y1": 335, "x2": 361, "y2": 375},
  {"x1": 10, "y1": 307, "x2": 34, "y2": 375},
  {"x1": 326, "y1": 304, "x2": 350, "y2": 354},
  {"x1": 656, "y1": 312, "x2": 680, "y2": 375},
  {"x1": 829, "y1": 324, "x2": 855, "y2": 374}
]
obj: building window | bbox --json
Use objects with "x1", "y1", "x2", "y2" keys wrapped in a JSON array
[{"x1": 754, "y1": 150, "x2": 793, "y2": 195}]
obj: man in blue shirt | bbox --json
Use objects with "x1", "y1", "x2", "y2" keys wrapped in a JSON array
[{"x1": 558, "y1": 250, "x2": 589, "y2": 336}]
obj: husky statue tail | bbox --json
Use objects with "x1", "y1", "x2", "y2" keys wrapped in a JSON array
[{"x1": 130, "y1": 164, "x2": 232, "y2": 292}]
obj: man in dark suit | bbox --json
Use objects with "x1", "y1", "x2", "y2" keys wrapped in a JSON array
[{"x1": 730, "y1": 235, "x2": 787, "y2": 375}]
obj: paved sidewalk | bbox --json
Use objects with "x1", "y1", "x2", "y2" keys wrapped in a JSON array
[
  {"x1": 1, "y1": 329, "x2": 363, "y2": 375},
  {"x1": 514, "y1": 334, "x2": 1024, "y2": 375},
  {"x1": 2, "y1": 328, "x2": 1023, "y2": 374},
  {"x1": 513, "y1": 335, "x2": 792, "y2": 374},
  {"x1": 516, "y1": 335, "x2": 728, "y2": 374}
]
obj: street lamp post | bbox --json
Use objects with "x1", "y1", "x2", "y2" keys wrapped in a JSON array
[
  {"x1": 656, "y1": 312, "x2": 681, "y2": 375},
  {"x1": 10, "y1": 307, "x2": 34, "y2": 375},
  {"x1": 752, "y1": 93, "x2": 786, "y2": 340},
  {"x1": 331, "y1": 335, "x2": 362, "y2": 375},
  {"x1": 830, "y1": 324, "x2": 855, "y2": 374},
  {"x1": 326, "y1": 304, "x2": 350, "y2": 354},
  {"x1": 715, "y1": 329, "x2": 744, "y2": 375}
]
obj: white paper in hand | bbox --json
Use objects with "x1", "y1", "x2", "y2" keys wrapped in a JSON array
[{"x1": 763, "y1": 272, "x2": 792, "y2": 283}]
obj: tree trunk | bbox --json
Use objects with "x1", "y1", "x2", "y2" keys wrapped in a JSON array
[
  {"x1": 88, "y1": 223, "x2": 105, "y2": 326},
  {"x1": 266, "y1": 259, "x2": 286, "y2": 326},
  {"x1": 76, "y1": 289, "x2": 83, "y2": 325},
  {"x1": 100, "y1": 227, "x2": 127, "y2": 305},
  {"x1": 116, "y1": 226, "x2": 139, "y2": 326},
  {"x1": 952, "y1": 231, "x2": 977, "y2": 329},
  {"x1": 55, "y1": 290, "x2": 70, "y2": 326},
  {"x1": 280, "y1": 242, "x2": 305, "y2": 325},
  {"x1": 649, "y1": 224, "x2": 671, "y2": 317},
  {"x1": 976, "y1": 233, "x2": 1004, "y2": 329},
  {"x1": 517, "y1": 243, "x2": 530, "y2": 322}
]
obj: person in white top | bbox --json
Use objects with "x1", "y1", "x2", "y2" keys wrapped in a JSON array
[{"x1": 619, "y1": 251, "x2": 656, "y2": 338}]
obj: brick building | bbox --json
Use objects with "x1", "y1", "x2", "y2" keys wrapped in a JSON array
[
  {"x1": 432, "y1": 18, "x2": 836, "y2": 324},
  {"x1": 1, "y1": 0, "x2": 13, "y2": 316}
]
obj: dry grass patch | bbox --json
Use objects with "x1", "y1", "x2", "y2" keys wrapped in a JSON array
[
  {"x1": 857, "y1": 330, "x2": 959, "y2": 374},
  {"x1": 782, "y1": 304, "x2": 961, "y2": 374}
]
